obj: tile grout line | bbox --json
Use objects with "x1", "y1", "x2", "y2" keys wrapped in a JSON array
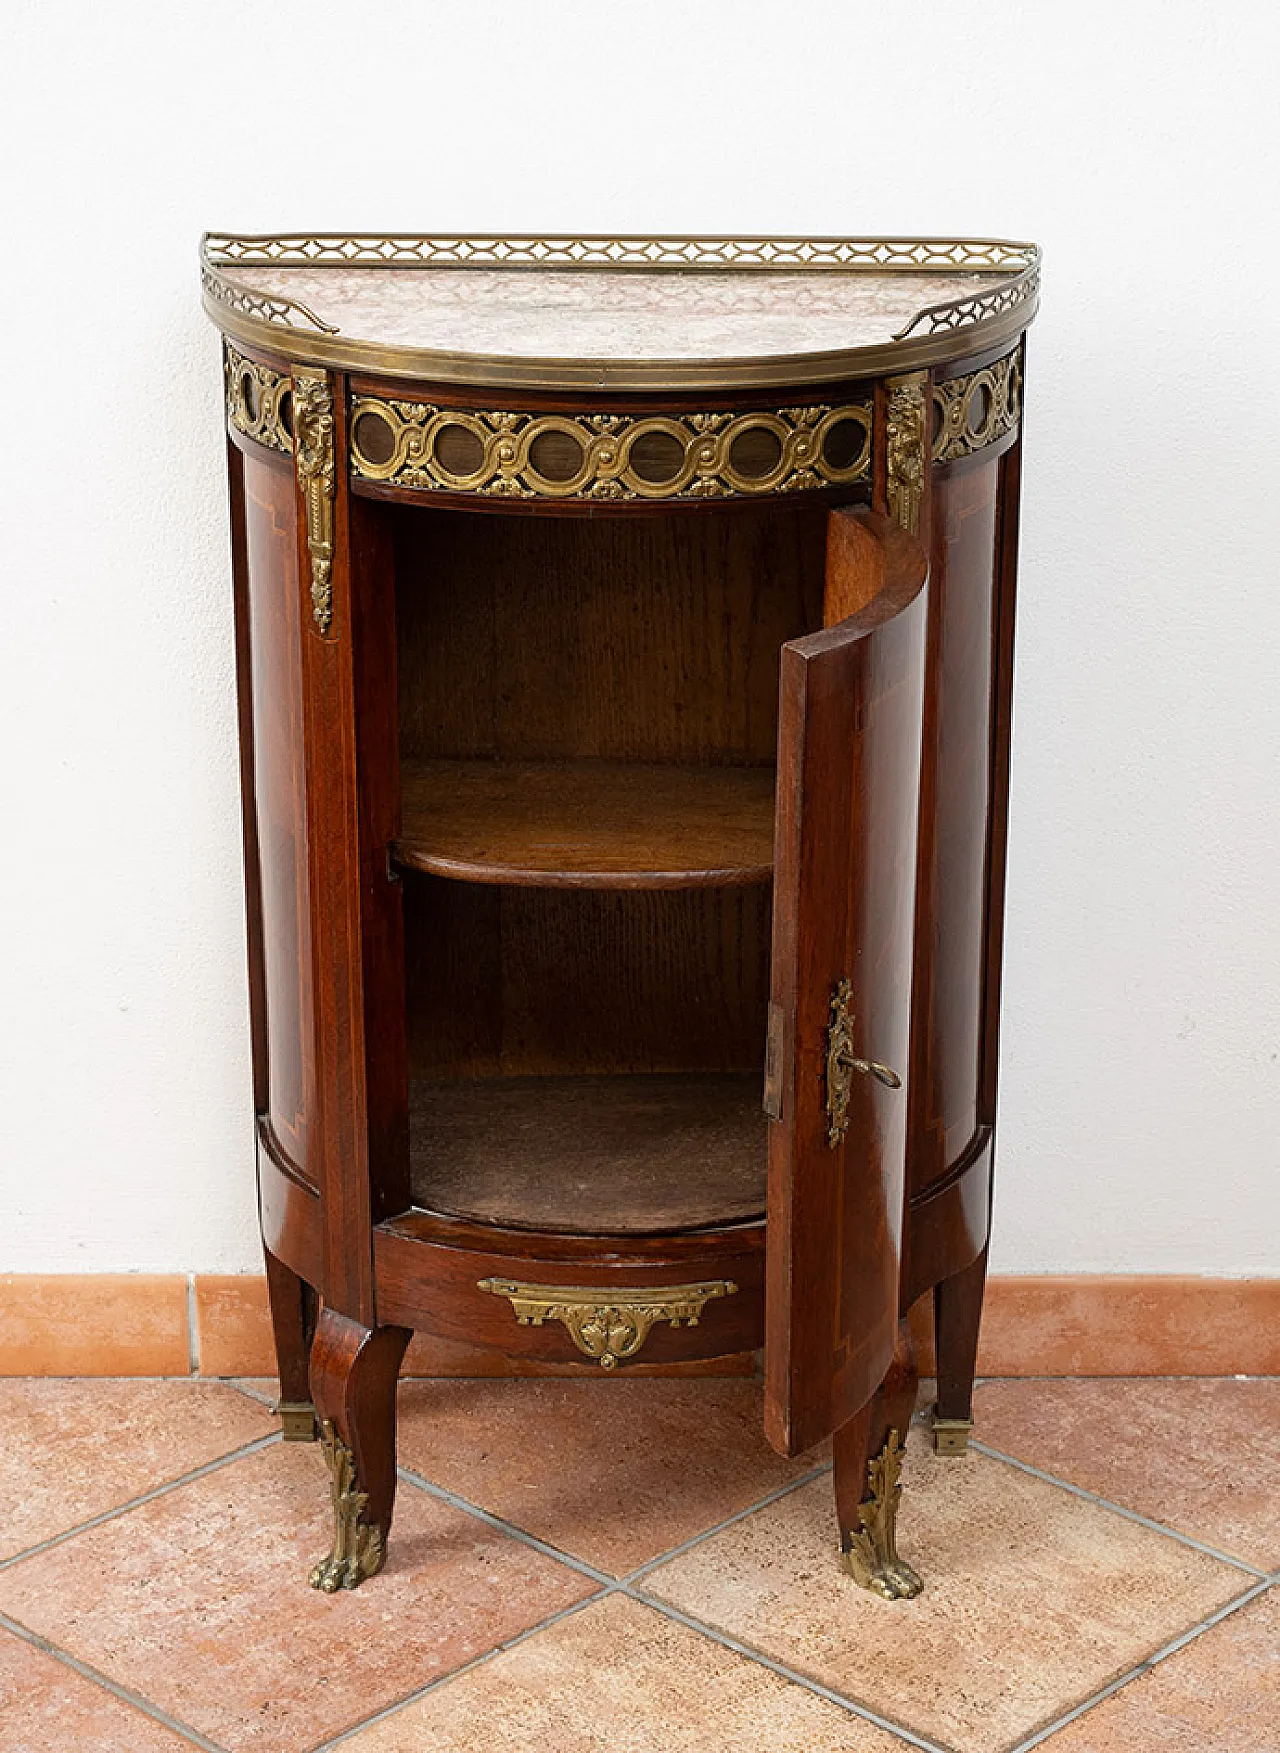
[
  {"x1": 617, "y1": 1462, "x2": 833, "y2": 1586},
  {"x1": 974, "y1": 1374, "x2": 1280, "y2": 1383},
  {"x1": 394, "y1": 1456, "x2": 833, "y2": 1591},
  {"x1": 0, "y1": 1433, "x2": 281, "y2": 1573},
  {"x1": 386, "y1": 1455, "x2": 947, "y2": 1753},
  {"x1": 971, "y1": 1439, "x2": 1271, "y2": 1577},
  {"x1": 3, "y1": 1406, "x2": 837, "y2": 1751},
  {"x1": 0, "y1": 1605, "x2": 231, "y2": 1753},
  {"x1": 626, "y1": 1592, "x2": 956, "y2": 1753},
  {"x1": 6, "y1": 1382, "x2": 1269, "y2": 1753},
  {"x1": 320, "y1": 1462, "x2": 840, "y2": 1747},
  {"x1": 1001, "y1": 1575, "x2": 1274, "y2": 1753},
  {"x1": 186, "y1": 1274, "x2": 199, "y2": 1376},
  {"x1": 391, "y1": 1432, "x2": 1276, "y2": 1752},
  {"x1": 303, "y1": 1587, "x2": 617, "y2": 1753},
  {"x1": 394, "y1": 1464, "x2": 618, "y2": 1587},
  {"x1": 222, "y1": 1376, "x2": 278, "y2": 1408}
]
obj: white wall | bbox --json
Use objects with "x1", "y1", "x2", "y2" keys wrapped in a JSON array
[{"x1": 3, "y1": 1, "x2": 1277, "y2": 1276}]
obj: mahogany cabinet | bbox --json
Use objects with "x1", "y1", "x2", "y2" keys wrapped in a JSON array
[{"x1": 203, "y1": 231, "x2": 1039, "y2": 1597}]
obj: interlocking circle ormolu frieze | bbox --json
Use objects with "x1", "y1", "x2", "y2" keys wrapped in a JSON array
[
  {"x1": 932, "y1": 349, "x2": 1022, "y2": 464},
  {"x1": 224, "y1": 342, "x2": 294, "y2": 454},
  {"x1": 348, "y1": 397, "x2": 873, "y2": 502}
]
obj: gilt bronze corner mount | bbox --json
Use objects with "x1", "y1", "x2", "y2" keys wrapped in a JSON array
[
  {"x1": 310, "y1": 1420, "x2": 386, "y2": 1592},
  {"x1": 292, "y1": 371, "x2": 337, "y2": 635},
  {"x1": 841, "y1": 1429, "x2": 923, "y2": 1600}
]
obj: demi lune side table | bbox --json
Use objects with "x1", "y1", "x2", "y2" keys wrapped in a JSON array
[{"x1": 203, "y1": 230, "x2": 1039, "y2": 1597}]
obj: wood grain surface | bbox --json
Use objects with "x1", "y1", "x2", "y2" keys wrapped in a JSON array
[
  {"x1": 403, "y1": 878, "x2": 771, "y2": 1081},
  {"x1": 395, "y1": 503, "x2": 824, "y2": 765},
  {"x1": 396, "y1": 759, "x2": 776, "y2": 888},
  {"x1": 408, "y1": 1072, "x2": 767, "y2": 1233},
  {"x1": 764, "y1": 509, "x2": 928, "y2": 1456}
]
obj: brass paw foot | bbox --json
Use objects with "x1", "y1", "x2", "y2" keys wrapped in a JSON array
[
  {"x1": 843, "y1": 1551, "x2": 924, "y2": 1599},
  {"x1": 841, "y1": 1429, "x2": 923, "y2": 1600},
  {"x1": 309, "y1": 1420, "x2": 387, "y2": 1593},
  {"x1": 930, "y1": 1407, "x2": 974, "y2": 1456},
  {"x1": 848, "y1": 1563, "x2": 918, "y2": 1605},
  {"x1": 309, "y1": 1536, "x2": 385, "y2": 1593}
]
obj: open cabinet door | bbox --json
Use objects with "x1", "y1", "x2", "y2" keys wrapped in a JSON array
[{"x1": 764, "y1": 508, "x2": 927, "y2": 1458}]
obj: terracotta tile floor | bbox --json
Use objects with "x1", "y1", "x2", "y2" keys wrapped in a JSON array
[{"x1": 0, "y1": 1377, "x2": 1275, "y2": 1752}]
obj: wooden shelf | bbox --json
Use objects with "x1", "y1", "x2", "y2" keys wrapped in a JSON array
[
  {"x1": 409, "y1": 1073, "x2": 767, "y2": 1235},
  {"x1": 395, "y1": 759, "x2": 775, "y2": 889}
]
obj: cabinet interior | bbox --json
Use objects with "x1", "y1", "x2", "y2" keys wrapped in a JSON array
[{"x1": 389, "y1": 499, "x2": 828, "y2": 1233}]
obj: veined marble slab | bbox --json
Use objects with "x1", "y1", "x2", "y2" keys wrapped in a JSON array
[{"x1": 222, "y1": 265, "x2": 1007, "y2": 364}]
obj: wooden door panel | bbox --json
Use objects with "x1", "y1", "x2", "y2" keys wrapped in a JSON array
[{"x1": 764, "y1": 510, "x2": 927, "y2": 1457}]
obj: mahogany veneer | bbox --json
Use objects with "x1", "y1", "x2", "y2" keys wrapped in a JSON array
[{"x1": 206, "y1": 230, "x2": 1039, "y2": 1599}]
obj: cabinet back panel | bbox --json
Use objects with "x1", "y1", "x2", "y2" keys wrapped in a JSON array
[
  {"x1": 404, "y1": 877, "x2": 771, "y2": 1079},
  {"x1": 394, "y1": 504, "x2": 826, "y2": 763}
]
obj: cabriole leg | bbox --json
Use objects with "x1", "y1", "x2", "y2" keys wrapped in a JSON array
[
  {"x1": 263, "y1": 1245, "x2": 318, "y2": 1442},
  {"x1": 931, "y1": 1244, "x2": 987, "y2": 1455},
  {"x1": 832, "y1": 1318, "x2": 923, "y2": 1599},
  {"x1": 308, "y1": 1307, "x2": 411, "y2": 1593}
]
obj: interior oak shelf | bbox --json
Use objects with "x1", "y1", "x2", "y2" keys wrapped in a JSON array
[
  {"x1": 409, "y1": 1073, "x2": 768, "y2": 1235},
  {"x1": 395, "y1": 759, "x2": 777, "y2": 889}
]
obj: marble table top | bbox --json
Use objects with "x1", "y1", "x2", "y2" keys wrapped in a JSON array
[{"x1": 221, "y1": 264, "x2": 1009, "y2": 365}]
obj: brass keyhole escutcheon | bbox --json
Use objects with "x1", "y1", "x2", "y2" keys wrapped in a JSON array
[{"x1": 825, "y1": 978, "x2": 902, "y2": 1148}]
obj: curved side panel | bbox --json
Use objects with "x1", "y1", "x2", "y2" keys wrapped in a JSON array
[
  {"x1": 258, "y1": 1122, "x2": 323, "y2": 1287},
  {"x1": 902, "y1": 1132, "x2": 991, "y2": 1310},
  {"x1": 909, "y1": 453, "x2": 1000, "y2": 1195},
  {"x1": 240, "y1": 448, "x2": 316, "y2": 1184}
]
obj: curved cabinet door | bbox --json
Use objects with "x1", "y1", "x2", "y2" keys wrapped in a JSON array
[{"x1": 763, "y1": 509, "x2": 927, "y2": 1458}]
